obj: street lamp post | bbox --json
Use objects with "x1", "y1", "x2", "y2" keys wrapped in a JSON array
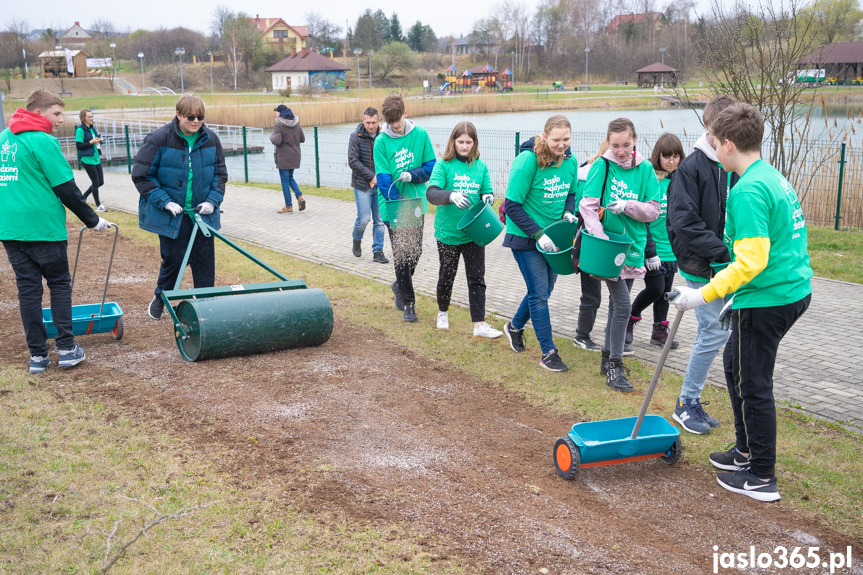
[
  {"x1": 584, "y1": 47, "x2": 590, "y2": 90},
  {"x1": 353, "y1": 48, "x2": 362, "y2": 99},
  {"x1": 207, "y1": 50, "x2": 214, "y2": 94},
  {"x1": 109, "y1": 42, "x2": 116, "y2": 91},
  {"x1": 138, "y1": 52, "x2": 145, "y2": 88},
  {"x1": 660, "y1": 47, "x2": 667, "y2": 87},
  {"x1": 367, "y1": 49, "x2": 374, "y2": 92},
  {"x1": 175, "y1": 47, "x2": 185, "y2": 93}
]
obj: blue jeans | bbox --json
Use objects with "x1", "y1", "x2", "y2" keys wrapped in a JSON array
[
  {"x1": 680, "y1": 278, "x2": 731, "y2": 400},
  {"x1": 352, "y1": 188, "x2": 384, "y2": 253},
  {"x1": 511, "y1": 248, "x2": 558, "y2": 354},
  {"x1": 278, "y1": 169, "x2": 302, "y2": 206}
]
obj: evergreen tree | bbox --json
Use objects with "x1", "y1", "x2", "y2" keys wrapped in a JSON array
[
  {"x1": 389, "y1": 13, "x2": 403, "y2": 43},
  {"x1": 373, "y1": 9, "x2": 390, "y2": 47}
]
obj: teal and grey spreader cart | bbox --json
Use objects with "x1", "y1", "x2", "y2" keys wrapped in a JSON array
[
  {"x1": 161, "y1": 211, "x2": 333, "y2": 361},
  {"x1": 553, "y1": 292, "x2": 685, "y2": 478}
]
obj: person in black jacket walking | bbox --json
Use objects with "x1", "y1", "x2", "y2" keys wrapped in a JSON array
[
  {"x1": 348, "y1": 107, "x2": 388, "y2": 263},
  {"x1": 667, "y1": 94, "x2": 739, "y2": 435},
  {"x1": 76, "y1": 109, "x2": 106, "y2": 212}
]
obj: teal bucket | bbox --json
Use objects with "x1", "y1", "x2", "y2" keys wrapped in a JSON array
[
  {"x1": 579, "y1": 231, "x2": 634, "y2": 279},
  {"x1": 387, "y1": 197, "x2": 424, "y2": 229},
  {"x1": 536, "y1": 220, "x2": 578, "y2": 276},
  {"x1": 457, "y1": 201, "x2": 504, "y2": 246}
]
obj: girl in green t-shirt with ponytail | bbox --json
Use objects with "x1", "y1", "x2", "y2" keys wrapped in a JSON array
[
  {"x1": 579, "y1": 118, "x2": 660, "y2": 393},
  {"x1": 426, "y1": 122, "x2": 503, "y2": 339}
]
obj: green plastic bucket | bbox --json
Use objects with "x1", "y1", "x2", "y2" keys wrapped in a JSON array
[
  {"x1": 536, "y1": 220, "x2": 578, "y2": 276},
  {"x1": 457, "y1": 201, "x2": 504, "y2": 246},
  {"x1": 579, "y1": 231, "x2": 634, "y2": 279},
  {"x1": 387, "y1": 197, "x2": 424, "y2": 229}
]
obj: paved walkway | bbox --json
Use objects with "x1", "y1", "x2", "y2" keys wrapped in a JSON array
[{"x1": 84, "y1": 171, "x2": 863, "y2": 431}]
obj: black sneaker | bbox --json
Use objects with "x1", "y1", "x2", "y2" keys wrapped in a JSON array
[
  {"x1": 352, "y1": 240, "x2": 362, "y2": 258},
  {"x1": 606, "y1": 358, "x2": 634, "y2": 392},
  {"x1": 716, "y1": 468, "x2": 780, "y2": 502},
  {"x1": 391, "y1": 281, "x2": 404, "y2": 311},
  {"x1": 540, "y1": 349, "x2": 568, "y2": 372},
  {"x1": 709, "y1": 445, "x2": 750, "y2": 471},
  {"x1": 503, "y1": 322, "x2": 525, "y2": 353},
  {"x1": 673, "y1": 398, "x2": 712, "y2": 435},
  {"x1": 701, "y1": 401, "x2": 721, "y2": 428},
  {"x1": 148, "y1": 295, "x2": 164, "y2": 320},
  {"x1": 403, "y1": 302, "x2": 418, "y2": 322},
  {"x1": 600, "y1": 349, "x2": 610, "y2": 376},
  {"x1": 373, "y1": 251, "x2": 389, "y2": 264},
  {"x1": 57, "y1": 344, "x2": 86, "y2": 368},
  {"x1": 573, "y1": 335, "x2": 601, "y2": 352}
]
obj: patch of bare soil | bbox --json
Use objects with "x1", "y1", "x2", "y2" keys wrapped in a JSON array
[{"x1": 1, "y1": 225, "x2": 860, "y2": 574}]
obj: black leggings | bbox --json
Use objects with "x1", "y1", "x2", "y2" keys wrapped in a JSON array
[
  {"x1": 436, "y1": 240, "x2": 486, "y2": 322},
  {"x1": 631, "y1": 262, "x2": 676, "y2": 323},
  {"x1": 82, "y1": 162, "x2": 104, "y2": 206}
]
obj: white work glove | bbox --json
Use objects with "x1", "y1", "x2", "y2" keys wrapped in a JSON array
[
  {"x1": 645, "y1": 256, "x2": 661, "y2": 271},
  {"x1": 719, "y1": 296, "x2": 735, "y2": 331},
  {"x1": 164, "y1": 201, "x2": 183, "y2": 216},
  {"x1": 669, "y1": 286, "x2": 708, "y2": 311},
  {"x1": 605, "y1": 199, "x2": 628, "y2": 215},
  {"x1": 92, "y1": 217, "x2": 110, "y2": 231},
  {"x1": 562, "y1": 212, "x2": 577, "y2": 224},
  {"x1": 195, "y1": 201, "x2": 215, "y2": 215},
  {"x1": 450, "y1": 192, "x2": 471, "y2": 209},
  {"x1": 537, "y1": 234, "x2": 559, "y2": 253},
  {"x1": 397, "y1": 172, "x2": 412, "y2": 183},
  {"x1": 482, "y1": 193, "x2": 494, "y2": 205}
]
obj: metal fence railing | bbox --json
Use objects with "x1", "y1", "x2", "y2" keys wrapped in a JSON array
[{"x1": 92, "y1": 120, "x2": 862, "y2": 231}]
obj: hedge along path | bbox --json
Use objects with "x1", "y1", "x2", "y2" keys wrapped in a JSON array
[{"x1": 0, "y1": 211, "x2": 859, "y2": 574}]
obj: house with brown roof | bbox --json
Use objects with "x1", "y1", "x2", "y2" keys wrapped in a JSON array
[
  {"x1": 59, "y1": 22, "x2": 92, "y2": 46},
  {"x1": 608, "y1": 12, "x2": 662, "y2": 33},
  {"x1": 251, "y1": 15, "x2": 309, "y2": 57},
  {"x1": 266, "y1": 48, "x2": 348, "y2": 92},
  {"x1": 799, "y1": 42, "x2": 863, "y2": 84}
]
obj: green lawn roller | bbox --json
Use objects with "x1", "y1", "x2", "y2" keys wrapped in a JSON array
[
  {"x1": 161, "y1": 210, "x2": 333, "y2": 362},
  {"x1": 553, "y1": 293, "x2": 685, "y2": 478}
]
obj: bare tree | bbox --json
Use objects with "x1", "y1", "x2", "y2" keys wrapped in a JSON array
[
  {"x1": 306, "y1": 12, "x2": 342, "y2": 51},
  {"x1": 221, "y1": 14, "x2": 244, "y2": 92},
  {"x1": 90, "y1": 18, "x2": 118, "y2": 40},
  {"x1": 694, "y1": 0, "x2": 824, "y2": 189}
]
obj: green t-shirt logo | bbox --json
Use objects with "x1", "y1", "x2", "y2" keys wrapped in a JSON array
[
  {"x1": 1, "y1": 141, "x2": 17, "y2": 163},
  {"x1": 394, "y1": 148, "x2": 415, "y2": 171},
  {"x1": 542, "y1": 175, "x2": 570, "y2": 199},
  {"x1": 0, "y1": 142, "x2": 17, "y2": 184},
  {"x1": 779, "y1": 175, "x2": 807, "y2": 238},
  {"x1": 610, "y1": 176, "x2": 638, "y2": 200},
  {"x1": 453, "y1": 173, "x2": 481, "y2": 194}
]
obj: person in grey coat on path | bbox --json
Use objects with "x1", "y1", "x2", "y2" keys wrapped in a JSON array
[{"x1": 271, "y1": 104, "x2": 305, "y2": 213}]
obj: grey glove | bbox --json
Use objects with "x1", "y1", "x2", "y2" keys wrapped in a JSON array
[
  {"x1": 482, "y1": 193, "x2": 494, "y2": 205},
  {"x1": 164, "y1": 201, "x2": 183, "y2": 216},
  {"x1": 537, "y1": 234, "x2": 559, "y2": 253},
  {"x1": 562, "y1": 212, "x2": 577, "y2": 224},
  {"x1": 719, "y1": 296, "x2": 735, "y2": 330},
  {"x1": 450, "y1": 192, "x2": 471, "y2": 209},
  {"x1": 92, "y1": 217, "x2": 110, "y2": 231},
  {"x1": 645, "y1": 256, "x2": 661, "y2": 271},
  {"x1": 606, "y1": 199, "x2": 628, "y2": 215},
  {"x1": 397, "y1": 172, "x2": 412, "y2": 183},
  {"x1": 195, "y1": 201, "x2": 215, "y2": 215}
]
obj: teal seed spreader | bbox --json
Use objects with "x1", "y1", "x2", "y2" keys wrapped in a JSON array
[{"x1": 161, "y1": 211, "x2": 333, "y2": 362}]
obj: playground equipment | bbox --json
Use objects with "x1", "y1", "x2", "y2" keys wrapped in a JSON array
[
  {"x1": 43, "y1": 224, "x2": 124, "y2": 341},
  {"x1": 553, "y1": 295, "x2": 685, "y2": 479},
  {"x1": 162, "y1": 211, "x2": 333, "y2": 361}
]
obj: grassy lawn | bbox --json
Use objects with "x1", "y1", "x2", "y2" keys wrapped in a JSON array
[
  {"x1": 808, "y1": 226, "x2": 863, "y2": 284},
  {"x1": 1, "y1": 207, "x2": 859, "y2": 574}
]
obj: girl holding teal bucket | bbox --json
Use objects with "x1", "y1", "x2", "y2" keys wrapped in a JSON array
[
  {"x1": 426, "y1": 122, "x2": 503, "y2": 338},
  {"x1": 579, "y1": 118, "x2": 660, "y2": 392},
  {"x1": 502, "y1": 115, "x2": 578, "y2": 372}
]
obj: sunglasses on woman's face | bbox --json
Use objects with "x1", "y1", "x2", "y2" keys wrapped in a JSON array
[{"x1": 185, "y1": 115, "x2": 204, "y2": 122}]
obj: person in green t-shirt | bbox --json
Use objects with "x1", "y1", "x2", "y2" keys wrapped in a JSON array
[
  {"x1": 627, "y1": 133, "x2": 684, "y2": 349},
  {"x1": 75, "y1": 108, "x2": 106, "y2": 212},
  {"x1": 671, "y1": 103, "x2": 812, "y2": 503},
  {"x1": 579, "y1": 118, "x2": 660, "y2": 393},
  {"x1": 0, "y1": 89, "x2": 109, "y2": 374},
  {"x1": 373, "y1": 95, "x2": 436, "y2": 323},
  {"x1": 426, "y1": 121, "x2": 502, "y2": 339},
  {"x1": 502, "y1": 115, "x2": 578, "y2": 373}
]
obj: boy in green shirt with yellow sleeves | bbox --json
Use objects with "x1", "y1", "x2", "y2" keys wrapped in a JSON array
[{"x1": 671, "y1": 103, "x2": 812, "y2": 503}]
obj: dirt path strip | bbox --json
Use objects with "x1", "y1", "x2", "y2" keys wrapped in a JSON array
[{"x1": 1, "y1": 225, "x2": 860, "y2": 574}]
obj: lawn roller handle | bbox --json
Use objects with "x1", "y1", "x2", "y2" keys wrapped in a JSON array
[{"x1": 629, "y1": 290, "x2": 685, "y2": 440}]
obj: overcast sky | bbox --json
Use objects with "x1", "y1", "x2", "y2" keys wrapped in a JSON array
[{"x1": 5, "y1": 0, "x2": 712, "y2": 40}]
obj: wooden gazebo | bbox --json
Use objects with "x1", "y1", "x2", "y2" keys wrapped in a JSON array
[{"x1": 636, "y1": 63, "x2": 678, "y2": 88}]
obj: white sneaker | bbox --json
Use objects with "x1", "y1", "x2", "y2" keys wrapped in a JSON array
[
  {"x1": 95, "y1": 205, "x2": 107, "y2": 212},
  {"x1": 473, "y1": 322, "x2": 503, "y2": 339},
  {"x1": 437, "y1": 311, "x2": 449, "y2": 330}
]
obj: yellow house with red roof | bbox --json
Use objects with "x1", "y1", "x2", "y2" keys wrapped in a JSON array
[{"x1": 251, "y1": 15, "x2": 309, "y2": 57}]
